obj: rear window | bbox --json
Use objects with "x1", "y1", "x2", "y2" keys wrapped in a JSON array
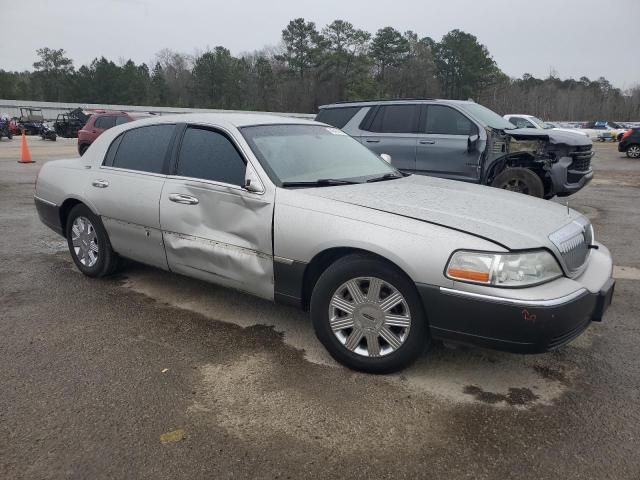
[
  {"x1": 95, "y1": 116, "x2": 117, "y2": 129},
  {"x1": 315, "y1": 107, "x2": 361, "y2": 129},
  {"x1": 110, "y1": 124, "x2": 174, "y2": 174}
]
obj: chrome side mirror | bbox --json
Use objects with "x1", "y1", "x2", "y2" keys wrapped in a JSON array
[
  {"x1": 243, "y1": 164, "x2": 265, "y2": 194},
  {"x1": 380, "y1": 153, "x2": 392, "y2": 164}
]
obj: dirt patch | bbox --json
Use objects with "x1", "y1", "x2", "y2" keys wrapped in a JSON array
[{"x1": 463, "y1": 385, "x2": 539, "y2": 406}]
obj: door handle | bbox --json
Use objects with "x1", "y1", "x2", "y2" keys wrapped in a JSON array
[
  {"x1": 365, "y1": 139, "x2": 381, "y2": 143},
  {"x1": 169, "y1": 193, "x2": 199, "y2": 205},
  {"x1": 419, "y1": 140, "x2": 436, "y2": 145},
  {"x1": 91, "y1": 179, "x2": 109, "y2": 188}
]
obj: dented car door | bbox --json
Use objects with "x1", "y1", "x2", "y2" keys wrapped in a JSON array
[{"x1": 159, "y1": 125, "x2": 274, "y2": 299}]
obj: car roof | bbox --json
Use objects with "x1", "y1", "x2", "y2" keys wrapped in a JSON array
[
  {"x1": 117, "y1": 112, "x2": 321, "y2": 129},
  {"x1": 318, "y1": 98, "x2": 480, "y2": 109}
]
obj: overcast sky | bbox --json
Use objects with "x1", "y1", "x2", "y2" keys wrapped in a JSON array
[{"x1": 1, "y1": 0, "x2": 638, "y2": 89}]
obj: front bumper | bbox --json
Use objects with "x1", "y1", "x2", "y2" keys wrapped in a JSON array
[
  {"x1": 417, "y1": 277, "x2": 615, "y2": 354},
  {"x1": 549, "y1": 156, "x2": 593, "y2": 197}
]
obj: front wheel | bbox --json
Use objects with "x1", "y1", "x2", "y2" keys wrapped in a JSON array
[
  {"x1": 65, "y1": 204, "x2": 119, "y2": 277},
  {"x1": 626, "y1": 145, "x2": 640, "y2": 159},
  {"x1": 311, "y1": 254, "x2": 429, "y2": 373},
  {"x1": 491, "y1": 167, "x2": 544, "y2": 198}
]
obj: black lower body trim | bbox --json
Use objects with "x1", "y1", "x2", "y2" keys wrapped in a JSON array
[
  {"x1": 417, "y1": 281, "x2": 614, "y2": 353},
  {"x1": 34, "y1": 197, "x2": 64, "y2": 236},
  {"x1": 274, "y1": 259, "x2": 308, "y2": 308}
]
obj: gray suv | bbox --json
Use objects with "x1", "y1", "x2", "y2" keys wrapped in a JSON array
[{"x1": 316, "y1": 99, "x2": 594, "y2": 198}]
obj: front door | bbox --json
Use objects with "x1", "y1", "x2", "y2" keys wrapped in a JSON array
[
  {"x1": 415, "y1": 105, "x2": 482, "y2": 182},
  {"x1": 160, "y1": 125, "x2": 275, "y2": 300}
]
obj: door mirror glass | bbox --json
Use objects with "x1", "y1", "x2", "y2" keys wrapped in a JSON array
[
  {"x1": 243, "y1": 164, "x2": 265, "y2": 193},
  {"x1": 380, "y1": 153, "x2": 392, "y2": 163}
]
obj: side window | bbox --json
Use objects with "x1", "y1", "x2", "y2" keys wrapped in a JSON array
[
  {"x1": 95, "y1": 116, "x2": 117, "y2": 130},
  {"x1": 111, "y1": 124, "x2": 174, "y2": 173},
  {"x1": 315, "y1": 107, "x2": 361, "y2": 129},
  {"x1": 103, "y1": 134, "x2": 123, "y2": 167},
  {"x1": 176, "y1": 127, "x2": 246, "y2": 186},
  {"x1": 367, "y1": 105, "x2": 419, "y2": 133},
  {"x1": 115, "y1": 116, "x2": 130, "y2": 125},
  {"x1": 425, "y1": 105, "x2": 476, "y2": 135}
]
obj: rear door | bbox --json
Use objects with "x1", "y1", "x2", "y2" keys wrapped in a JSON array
[
  {"x1": 415, "y1": 104, "x2": 481, "y2": 182},
  {"x1": 160, "y1": 125, "x2": 274, "y2": 300},
  {"x1": 90, "y1": 123, "x2": 176, "y2": 269},
  {"x1": 358, "y1": 104, "x2": 420, "y2": 173}
]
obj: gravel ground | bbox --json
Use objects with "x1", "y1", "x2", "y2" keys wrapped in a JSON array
[{"x1": 1, "y1": 136, "x2": 639, "y2": 479}]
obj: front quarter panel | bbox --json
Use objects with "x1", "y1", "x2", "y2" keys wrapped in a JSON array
[{"x1": 274, "y1": 188, "x2": 504, "y2": 287}]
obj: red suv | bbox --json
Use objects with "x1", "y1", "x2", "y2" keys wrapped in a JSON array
[{"x1": 77, "y1": 111, "x2": 152, "y2": 156}]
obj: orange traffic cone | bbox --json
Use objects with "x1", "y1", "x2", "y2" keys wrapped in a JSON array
[{"x1": 18, "y1": 130, "x2": 35, "y2": 164}]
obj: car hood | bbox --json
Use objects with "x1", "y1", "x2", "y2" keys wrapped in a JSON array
[
  {"x1": 297, "y1": 175, "x2": 584, "y2": 250},
  {"x1": 506, "y1": 127, "x2": 591, "y2": 146}
]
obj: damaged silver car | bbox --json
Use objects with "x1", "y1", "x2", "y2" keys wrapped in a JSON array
[{"x1": 34, "y1": 114, "x2": 615, "y2": 373}]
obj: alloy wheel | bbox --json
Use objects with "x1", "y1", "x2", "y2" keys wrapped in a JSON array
[
  {"x1": 329, "y1": 277, "x2": 411, "y2": 357},
  {"x1": 628, "y1": 145, "x2": 640, "y2": 159}
]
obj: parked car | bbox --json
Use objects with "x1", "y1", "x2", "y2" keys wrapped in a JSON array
[
  {"x1": 77, "y1": 110, "x2": 152, "y2": 156},
  {"x1": 577, "y1": 121, "x2": 627, "y2": 141},
  {"x1": 34, "y1": 113, "x2": 615, "y2": 373},
  {"x1": 618, "y1": 128, "x2": 640, "y2": 158},
  {"x1": 503, "y1": 114, "x2": 589, "y2": 137},
  {"x1": 317, "y1": 99, "x2": 594, "y2": 199}
]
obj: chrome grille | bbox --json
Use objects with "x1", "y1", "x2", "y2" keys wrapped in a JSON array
[{"x1": 548, "y1": 218, "x2": 592, "y2": 276}]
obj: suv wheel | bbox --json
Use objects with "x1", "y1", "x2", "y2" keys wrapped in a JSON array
[
  {"x1": 491, "y1": 167, "x2": 544, "y2": 197},
  {"x1": 626, "y1": 145, "x2": 640, "y2": 159},
  {"x1": 65, "y1": 204, "x2": 119, "y2": 277},
  {"x1": 310, "y1": 254, "x2": 429, "y2": 373}
]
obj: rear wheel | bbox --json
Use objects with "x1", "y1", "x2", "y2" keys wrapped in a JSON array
[
  {"x1": 626, "y1": 145, "x2": 640, "y2": 159},
  {"x1": 491, "y1": 167, "x2": 544, "y2": 198},
  {"x1": 311, "y1": 254, "x2": 429, "y2": 373},
  {"x1": 65, "y1": 204, "x2": 119, "y2": 277}
]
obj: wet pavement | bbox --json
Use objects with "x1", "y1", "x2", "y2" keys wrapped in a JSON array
[{"x1": 1, "y1": 137, "x2": 639, "y2": 479}]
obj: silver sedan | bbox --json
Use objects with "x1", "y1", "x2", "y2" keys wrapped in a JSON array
[{"x1": 34, "y1": 113, "x2": 615, "y2": 372}]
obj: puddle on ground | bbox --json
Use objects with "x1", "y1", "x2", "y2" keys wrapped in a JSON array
[{"x1": 123, "y1": 266, "x2": 582, "y2": 407}]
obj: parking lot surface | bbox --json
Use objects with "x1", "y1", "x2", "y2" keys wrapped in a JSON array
[{"x1": 1, "y1": 137, "x2": 639, "y2": 479}]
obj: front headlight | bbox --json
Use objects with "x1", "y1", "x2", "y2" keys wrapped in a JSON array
[{"x1": 446, "y1": 250, "x2": 563, "y2": 287}]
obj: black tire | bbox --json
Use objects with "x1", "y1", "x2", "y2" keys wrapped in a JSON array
[
  {"x1": 491, "y1": 167, "x2": 544, "y2": 198},
  {"x1": 65, "y1": 204, "x2": 119, "y2": 277},
  {"x1": 626, "y1": 144, "x2": 640, "y2": 159},
  {"x1": 79, "y1": 144, "x2": 89, "y2": 156},
  {"x1": 310, "y1": 254, "x2": 429, "y2": 373},
  {"x1": 7, "y1": 131, "x2": 12, "y2": 140}
]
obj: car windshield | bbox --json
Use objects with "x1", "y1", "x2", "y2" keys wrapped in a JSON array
[
  {"x1": 528, "y1": 116, "x2": 552, "y2": 129},
  {"x1": 459, "y1": 102, "x2": 516, "y2": 130},
  {"x1": 240, "y1": 124, "x2": 400, "y2": 186}
]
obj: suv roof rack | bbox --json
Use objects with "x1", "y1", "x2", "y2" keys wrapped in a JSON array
[{"x1": 328, "y1": 98, "x2": 436, "y2": 105}]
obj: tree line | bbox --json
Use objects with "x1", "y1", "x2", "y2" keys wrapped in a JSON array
[{"x1": 0, "y1": 18, "x2": 638, "y2": 120}]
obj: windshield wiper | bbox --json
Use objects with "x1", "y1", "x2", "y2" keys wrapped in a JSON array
[
  {"x1": 366, "y1": 173, "x2": 403, "y2": 183},
  {"x1": 281, "y1": 178, "x2": 361, "y2": 188}
]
